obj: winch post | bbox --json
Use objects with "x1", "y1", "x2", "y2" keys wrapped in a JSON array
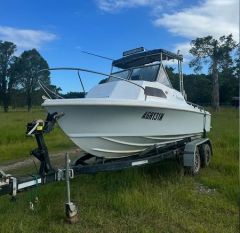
[
  {"x1": 26, "y1": 112, "x2": 63, "y2": 176},
  {"x1": 65, "y1": 153, "x2": 78, "y2": 223},
  {"x1": 31, "y1": 132, "x2": 54, "y2": 176}
]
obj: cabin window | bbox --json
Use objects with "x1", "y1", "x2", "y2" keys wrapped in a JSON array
[
  {"x1": 144, "y1": 87, "x2": 167, "y2": 98},
  {"x1": 157, "y1": 65, "x2": 172, "y2": 88},
  {"x1": 129, "y1": 65, "x2": 159, "y2": 82}
]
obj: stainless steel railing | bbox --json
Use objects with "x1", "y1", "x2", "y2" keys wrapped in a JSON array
[{"x1": 38, "y1": 67, "x2": 146, "y2": 100}]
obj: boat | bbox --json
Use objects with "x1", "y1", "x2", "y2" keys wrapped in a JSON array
[{"x1": 41, "y1": 47, "x2": 211, "y2": 159}]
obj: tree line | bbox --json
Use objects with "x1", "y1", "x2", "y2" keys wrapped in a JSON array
[
  {"x1": 168, "y1": 70, "x2": 238, "y2": 106},
  {"x1": 0, "y1": 34, "x2": 239, "y2": 112}
]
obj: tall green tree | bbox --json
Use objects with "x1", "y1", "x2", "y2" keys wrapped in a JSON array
[
  {"x1": 189, "y1": 34, "x2": 237, "y2": 111},
  {"x1": 0, "y1": 41, "x2": 17, "y2": 112},
  {"x1": 232, "y1": 44, "x2": 240, "y2": 79},
  {"x1": 15, "y1": 49, "x2": 50, "y2": 111}
]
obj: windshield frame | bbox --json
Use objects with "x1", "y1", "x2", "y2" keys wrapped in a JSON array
[{"x1": 109, "y1": 63, "x2": 162, "y2": 83}]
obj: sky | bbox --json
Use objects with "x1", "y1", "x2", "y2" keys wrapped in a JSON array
[{"x1": 0, "y1": 0, "x2": 239, "y2": 93}]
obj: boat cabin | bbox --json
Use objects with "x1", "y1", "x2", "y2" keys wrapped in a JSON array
[
  {"x1": 38, "y1": 47, "x2": 185, "y2": 102},
  {"x1": 109, "y1": 48, "x2": 183, "y2": 90},
  {"x1": 87, "y1": 48, "x2": 186, "y2": 102}
]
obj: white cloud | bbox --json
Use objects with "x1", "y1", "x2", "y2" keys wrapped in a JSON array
[
  {"x1": 97, "y1": 0, "x2": 239, "y2": 60},
  {"x1": 168, "y1": 42, "x2": 191, "y2": 65},
  {"x1": 97, "y1": 0, "x2": 178, "y2": 13},
  {"x1": 97, "y1": 0, "x2": 153, "y2": 12},
  {"x1": 155, "y1": 0, "x2": 239, "y2": 62},
  {"x1": 154, "y1": 0, "x2": 239, "y2": 41},
  {"x1": 0, "y1": 26, "x2": 57, "y2": 50},
  {"x1": 174, "y1": 43, "x2": 191, "y2": 57}
]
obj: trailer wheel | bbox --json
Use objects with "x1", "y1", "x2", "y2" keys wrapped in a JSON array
[
  {"x1": 185, "y1": 147, "x2": 201, "y2": 176},
  {"x1": 200, "y1": 143, "x2": 211, "y2": 167}
]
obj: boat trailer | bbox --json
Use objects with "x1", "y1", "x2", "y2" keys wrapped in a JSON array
[{"x1": 0, "y1": 113, "x2": 212, "y2": 222}]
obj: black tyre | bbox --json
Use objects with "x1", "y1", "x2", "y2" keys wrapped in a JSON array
[
  {"x1": 192, "y1": 147, "x2": 201, "y2": 175},
  {"x1": 185, "y1": 147, "x2": 201, "y2": 176},
  {"x1": 200, "y1": 143, "x2": 211, "y2": 168}
]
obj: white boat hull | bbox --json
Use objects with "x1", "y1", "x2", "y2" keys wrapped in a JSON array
[
  {"x1": 43, "y1": 99, "x2": 211, "y2": 158},
  {"x1": 69, "y1": 134, "x2": 202, "y2": 158}
]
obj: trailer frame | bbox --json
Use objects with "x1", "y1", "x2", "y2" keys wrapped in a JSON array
[
  {"x1": 0, "y1": 137, "x2": 212, "y2": 198},
  {"x1": 0, "y1": 113, "x2": 212, "y2": 220}
]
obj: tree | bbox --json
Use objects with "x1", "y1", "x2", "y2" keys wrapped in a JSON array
[
  {"x1": 15, "y1": 49, "x2": 50, "y2": 111},
  {"x1": 63, "y1": 91, "x2": 85, "y2": 98},
  {"x1": 0, "y1": 41, "x2": 17, "y2": 112},
  {"x1": 232, "y1": 44, "x2": 240, "y2": 79},
  {"x1": 189, "y1": 34, "x2": 237, "y2": 111}
]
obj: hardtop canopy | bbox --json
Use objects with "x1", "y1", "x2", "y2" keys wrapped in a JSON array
[{"x1": 112, "y1": 48, "x2": 183, "y2": 69}]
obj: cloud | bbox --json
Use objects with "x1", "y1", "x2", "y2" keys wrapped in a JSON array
[
  {"x1": 172, "y1": 42, "x2": 192, "y2": 64},
  {"x1": 97, "y1": 0, "x2": 154, "y2": 12},
  {"x1": 98, "y1": 0, "x2": 239, "y2": 41},
  {"x1": 154, "y1": 0, "x2": 239, "y2": 41},
  {"x1": 155, "y1": 0, "x2": 239, "y2": 62},
  {"x1": 97, "y1": 0, "x2": 178, "y2": 13},
  {"x1": 97, "y1": 0, "x2": 239, "y2": 60},
  {"x1": 0, "y1": 26, "x2": 57, "y2": 50}
]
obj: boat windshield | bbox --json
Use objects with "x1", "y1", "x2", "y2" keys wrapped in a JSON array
[
  {"x1": 108, "y1": 70, "x2": 129, "y2": 82},
  {"x1": 129, "y1": 64, "x2": 159, "y2": 82},
  {"x1": 108, "y1": 64, "x2": 172, "y2": 87}
]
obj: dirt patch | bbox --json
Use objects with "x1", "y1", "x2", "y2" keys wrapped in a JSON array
[
  {"x1": 196, "y1": 183, "x2": 216, "y2": 194},
  {"x1": 0, "y1": 148, "x2": 84, "y2": 173}
]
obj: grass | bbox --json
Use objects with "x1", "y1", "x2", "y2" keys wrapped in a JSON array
[
  {"x1": 0, "y1": 107, "x2": 74, "y2": 163},
  {"x1": 0, "y1": 107, "x2": 238, "y2": 233}
]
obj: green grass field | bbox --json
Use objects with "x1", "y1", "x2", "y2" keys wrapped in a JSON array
[
  {"x1": 0, "y1": 108, "x2": 74, "y2": 163},
  {"x1": 0, "y1": 107, "x2": 238, "y2": 233}
]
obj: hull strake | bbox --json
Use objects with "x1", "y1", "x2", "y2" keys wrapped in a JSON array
[{"x1": 69, "y1": 134, "x2": 202, "y2": 158}]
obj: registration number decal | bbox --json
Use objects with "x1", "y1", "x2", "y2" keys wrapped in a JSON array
[{"x1": 141, "y1": 112, "x2": 164, "y2": 121}]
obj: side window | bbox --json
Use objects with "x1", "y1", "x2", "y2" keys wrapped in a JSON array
[
  {"x1": 158, "y1": 65, "x2": 172, "y2": 88},
  {"x1": 144, "y1": 87, "x2": 167, "y2": 98}
]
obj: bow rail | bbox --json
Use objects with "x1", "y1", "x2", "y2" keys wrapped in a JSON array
[{"x1": 38, "y1": 67, "x2": 146, "y2": 100}]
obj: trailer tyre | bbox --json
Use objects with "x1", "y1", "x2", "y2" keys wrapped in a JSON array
[
  {"x1": 192, "y1": 147, "x2": 201, "y2": 175},
  {"x1": 185, "y1": 147, "x2": 201, "y2": 176},
  {"x1": 200, "y1": 143, "x2": 211, "y2": 168}
]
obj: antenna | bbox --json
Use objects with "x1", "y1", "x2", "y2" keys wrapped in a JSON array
[{"x1": 81, "y1": 50, "x2": 114, "y2": 61}]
